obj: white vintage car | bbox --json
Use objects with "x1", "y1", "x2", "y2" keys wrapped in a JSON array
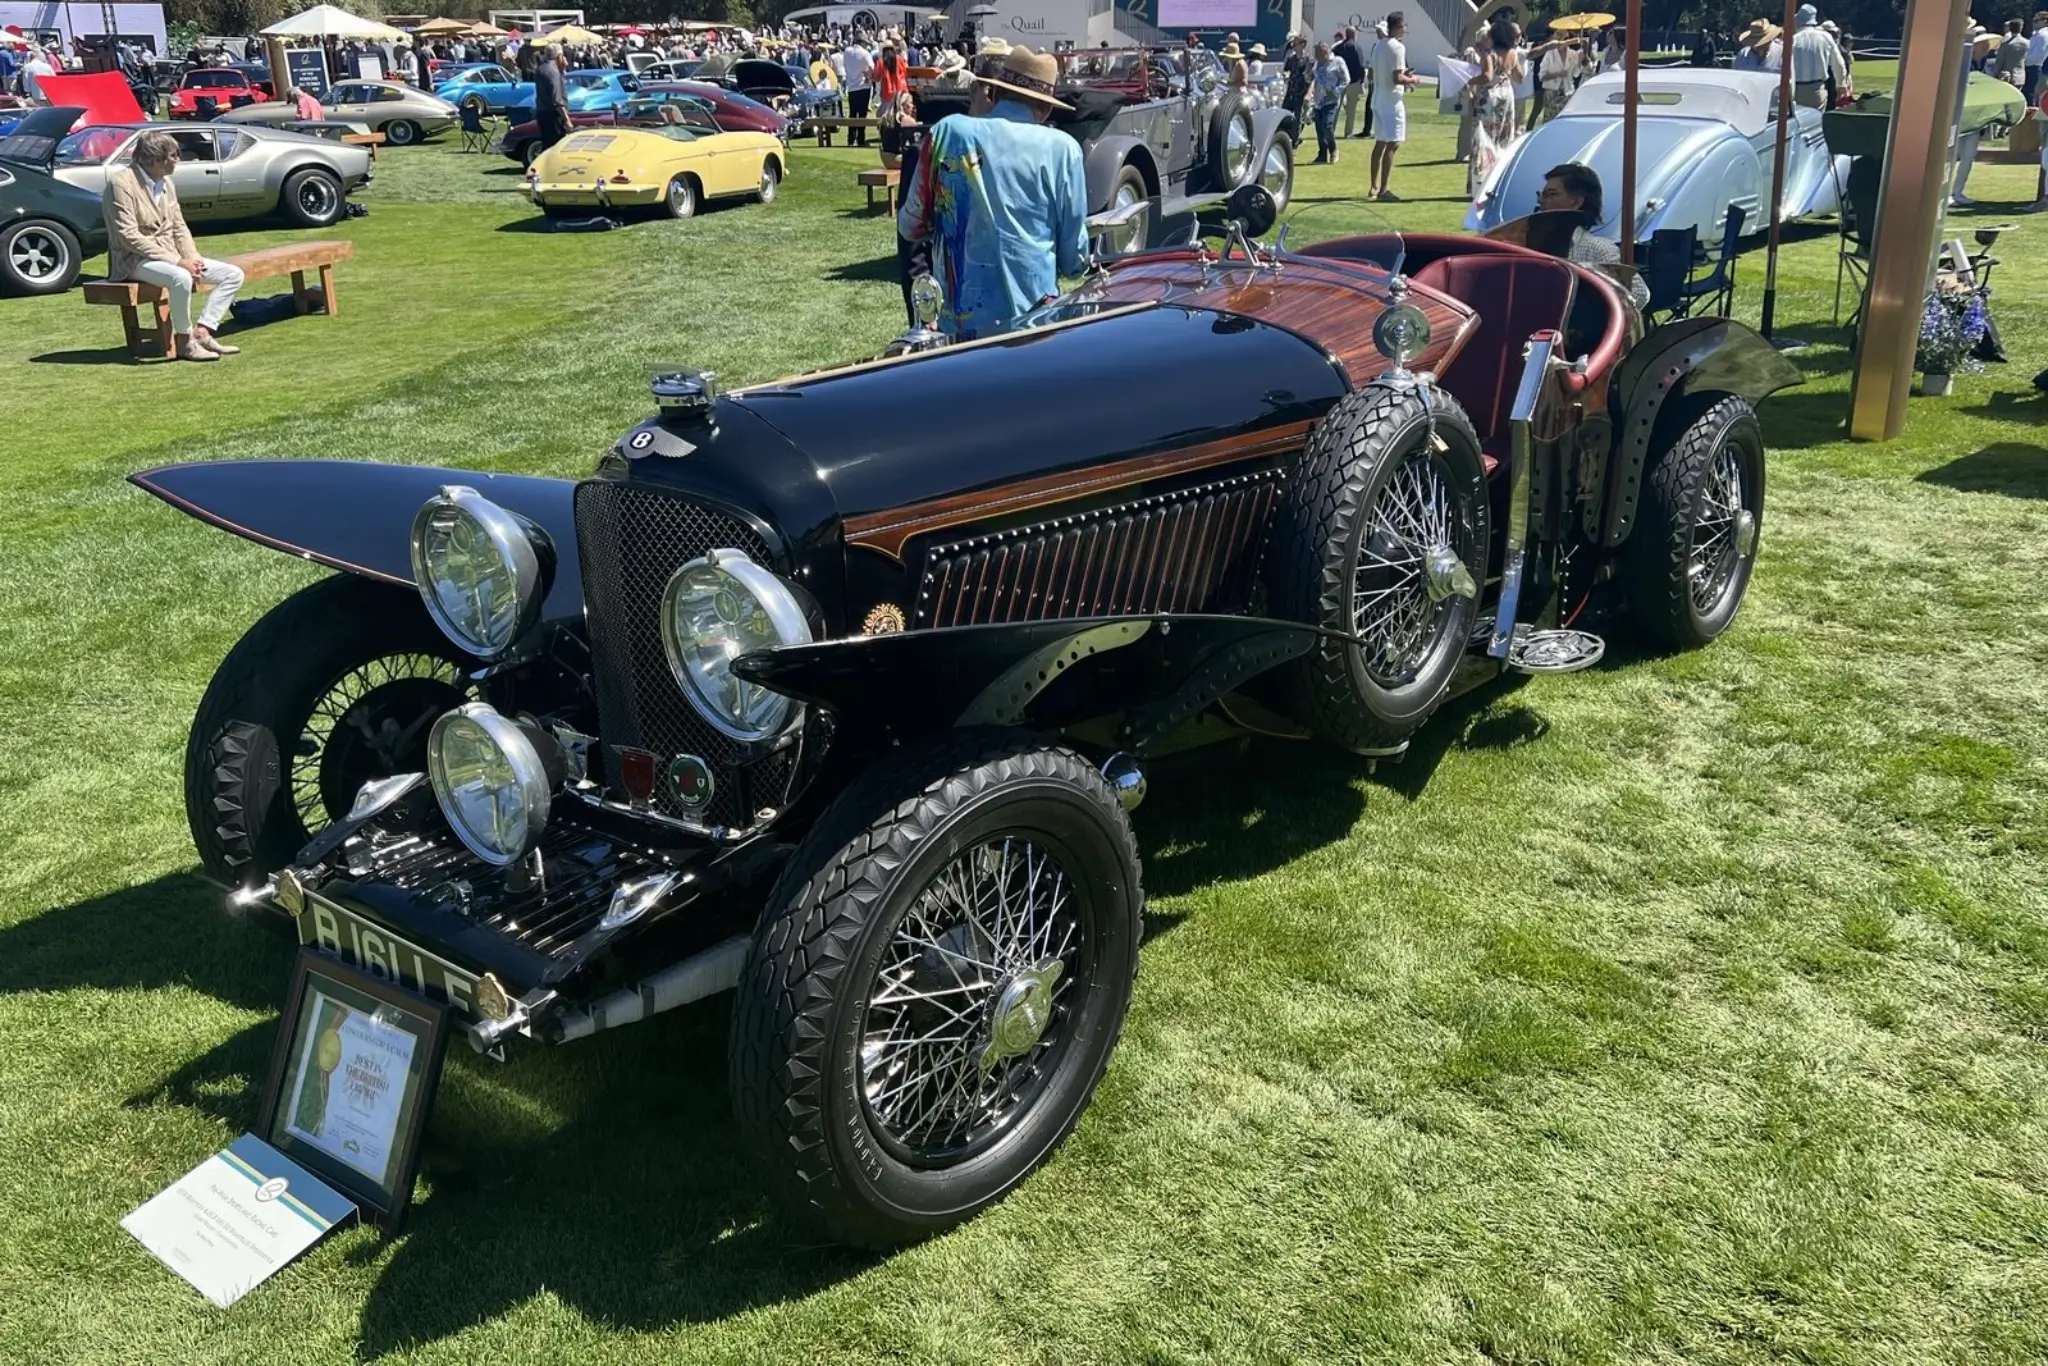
[{"x1": 1468, "y1": 69, "x2": 1848, "y2": 249}]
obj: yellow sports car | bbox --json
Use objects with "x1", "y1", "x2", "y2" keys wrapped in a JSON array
[{"x1": 524, "y1": 106, "x2": 787, "y2": 219}]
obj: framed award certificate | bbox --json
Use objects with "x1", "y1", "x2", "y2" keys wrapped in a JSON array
[{"x1": 257, "y1": 949, "x2": 453, "y2": 1229}]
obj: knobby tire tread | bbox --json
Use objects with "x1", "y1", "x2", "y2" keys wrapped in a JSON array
[
  {"x1": 728, "y1": 729, "x2": 1140, "y2": 1249},
  {"x1": 1269, "y1": 383, "x2": 1485, "y2": 753},
  {"x1": 1627, "y1": 393, "x2": 1761, "y2": 651}
]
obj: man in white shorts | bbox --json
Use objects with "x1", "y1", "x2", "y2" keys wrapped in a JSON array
[{"x1": 1369, "y1": 11, "x2": 1422, "y2": 201}]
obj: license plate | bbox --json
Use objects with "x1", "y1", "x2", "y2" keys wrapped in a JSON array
[{"x1": 297, "y1": 893, "x2": 479, "y2": 1016}]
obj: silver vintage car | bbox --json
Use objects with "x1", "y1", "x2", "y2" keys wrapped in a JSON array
[
  {"x1": 218, "y1": 80, "x2": 460, "y2": 146},
  {"x1": 1468, "y1": 69, "x2": 1847, "y2": 248},
  {"x1": 49, "y1": 122, "x2": 372, "y2": 229}
]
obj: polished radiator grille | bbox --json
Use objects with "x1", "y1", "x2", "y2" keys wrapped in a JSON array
[
  {"x1": 914, "y1": 469, "x2": 1283, "y2": 628},
  {"x1": 350, "y1": 824, "x2": 663, "y2": 958},
  {"x1": 573, "y1": 479, "x2": 791, "y2": 829}
]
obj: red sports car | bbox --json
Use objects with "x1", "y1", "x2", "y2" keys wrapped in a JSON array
[
  {"x1": 168, "y1": 67, "x2": 265, "y2": 119},
  {"x1": 495, "y1": 83, "x2": 788, "y2": 166}
]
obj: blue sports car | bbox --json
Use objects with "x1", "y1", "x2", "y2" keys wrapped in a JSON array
[{"x1": 434, "y1": 63, "x2": 531, "y2": 114}]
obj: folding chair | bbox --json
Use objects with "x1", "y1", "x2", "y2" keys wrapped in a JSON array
[
  {"x1": 1680, "y1": 203, "x2": 1744, "y2": 319},
  {"x1": 458, "y1": 104, "x2": 497, "y2": 153},
  {"x1": 1639, "y1": 225, "x2": 1699, "y2": 326}
]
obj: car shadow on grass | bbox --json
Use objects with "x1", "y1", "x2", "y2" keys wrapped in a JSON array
[
  {"x1": 1914, "y1": 441, "x2": 2048, "y2": 500},
  {"x1": 0, "y1": 870, "x2": 292, "y2": 1013},
  {"x1": 349, "y1": 999, "x2": 874, "y2": 1352},
  {"x1": 0, "y1": 870, "x2": 876, "y2": 1344}
]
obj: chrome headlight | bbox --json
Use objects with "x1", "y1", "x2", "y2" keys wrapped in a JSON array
[
  {"x1": 409, "y1": 486, "x2": 553, "y2": 659},
  {"x1": 660, "y1": 548, "x2": 811, "y2": 742},
  {"x1": 426, "y1": 703, "x2": 554, "y2": 865}
]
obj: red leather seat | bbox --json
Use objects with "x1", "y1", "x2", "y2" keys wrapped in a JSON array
[{"x1": 1409, "y1": 255, "x2": 1576, "y2": 453}]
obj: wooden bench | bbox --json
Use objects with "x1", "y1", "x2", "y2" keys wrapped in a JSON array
[
  {"x1": 82, "y1": 240, "x2": 354, "y2": 360},
  {"x1": 857, "y1": 166, "x2": 901, "y2": 215},
  {"x1": 808, "y1": 115, "x2": 882, "y2": 147},
  {"x1": 341, "y1": 130, "x2": 387, "y2": 160}
]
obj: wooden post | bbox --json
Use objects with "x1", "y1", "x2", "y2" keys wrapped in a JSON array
[
  {"x1": 1620, "y1": 0, "x2": 1641, "y2": 263},
  {"x1": 1847, "y1": 0, "x2": 1972, "y2": 439},
  {"x1": 266, "y1": 37, "x2": 290, "y2": 100}
]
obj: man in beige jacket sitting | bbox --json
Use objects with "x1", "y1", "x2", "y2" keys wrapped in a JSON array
[{"x1": 103, "y1": 131, "x2": 244, "y2": 361}]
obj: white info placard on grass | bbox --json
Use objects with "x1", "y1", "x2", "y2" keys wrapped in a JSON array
[{"x1": 121, "y1": 1133, "x2": 355, "y2": 1308}]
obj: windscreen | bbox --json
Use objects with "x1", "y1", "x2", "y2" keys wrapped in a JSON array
[
  {"x1": 1272, "y1": 198, "x2": 1405, "y2": 276},
  {"x1": 184, "y1": 70, "x2": 244, "y2": 88}
]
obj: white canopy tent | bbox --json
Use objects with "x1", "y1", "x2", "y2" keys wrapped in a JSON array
[{"x1": 261, "y1": 5, "x2": 408, "y2": 40}]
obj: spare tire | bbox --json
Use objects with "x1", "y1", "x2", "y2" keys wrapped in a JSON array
[
  {"x1": 1267, "y1": 382, "x2": 1491, "y2": 754},
  {"x1": 1206, "y1": 92, "x2": 1255, "y2": 189}
]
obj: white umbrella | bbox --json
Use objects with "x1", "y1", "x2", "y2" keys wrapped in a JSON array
[{"x1": 262, "y1": 5, "x2": 408, "y2": 40}]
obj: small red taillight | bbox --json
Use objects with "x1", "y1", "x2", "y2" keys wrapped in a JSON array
[{"x1": 610, "y1": 169, "x2": 630, "y2": 184}]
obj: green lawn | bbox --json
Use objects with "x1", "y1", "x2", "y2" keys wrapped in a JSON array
[{"x1": 2, "y1": 106, "x2": 2046, "y2": 1366}]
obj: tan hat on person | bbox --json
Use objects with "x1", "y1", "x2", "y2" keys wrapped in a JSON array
[
  {"x1": 1219, "y1": 42, "x2": 1242, "y2": 58},
  {"x1": 1738, "y1": 18, "x2": 1780, "y2": 50},
  {"x1": 978, "y1": 35, "x2": 1012, "y2": 57},
  {"x1": 974, "y1": 44, "x2": 1072, "y2": 110},
  {"x1": 937, "y1": 48, "x2": 966, "y2": 71},
  {"x1": 1248, "y1": 43, "x2": 1267, "y2": 57}
]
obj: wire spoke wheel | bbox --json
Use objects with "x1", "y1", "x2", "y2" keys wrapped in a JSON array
[
  {"x1": 859, "y1": 835, "x2": 1088, "y2": 1167},
  {"x1": 292, "y1": 651, "x2": 472, "y2": 835},
  {"x1": 1687, "y1": 439, "x2": 1746, "y2": 616},
  {"x1": 1352, "y1": 449, "x2": 1472, "y2": 688}
]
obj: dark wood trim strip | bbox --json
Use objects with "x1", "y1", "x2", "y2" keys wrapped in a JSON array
[{"x1": 845, "y1": 419, "x2": 1315, "y2": 560}]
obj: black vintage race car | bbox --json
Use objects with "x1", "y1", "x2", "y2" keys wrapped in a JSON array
[
  {"x1": 0, "y1": 107, "x2": 112, "y2": 296},
  {"x1": 917, "y1": 45, "x2": 1295, "y2": 253},
  {"x1": 136, "y1": 193, "x2": 1797, "y2": 1248}
]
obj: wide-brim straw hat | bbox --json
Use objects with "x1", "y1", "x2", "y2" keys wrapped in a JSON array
[
  {"x1": 1248, "y1": 43, "x2": 1267, "y2": 56},
  {"x1": 1739, "y1": 19, "x2": 1780, "y2": 49},
  {"x1": 975, "y1": 45, "x2": 1071, "y2": 110},
  {"x1": 937, "y1": 48, "x2": 966, "y2": 71},
  {"x1": 978, "y1": 36, "x2": 1012, "y2": 57},
  {"x1": 1219, "y1": 43, "x2": 1242, "y2": 58}
]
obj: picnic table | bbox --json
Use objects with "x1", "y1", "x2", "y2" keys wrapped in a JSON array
[{"x1": 82, "y1": 240, "x2": 354, "y2": 360}]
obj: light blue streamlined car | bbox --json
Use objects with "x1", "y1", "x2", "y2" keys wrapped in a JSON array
[
  {"x1": 1467, "y1": 69, "x2": 1848, "y2": 249},
  {"x1": 434, "y1": 62, "x2": 532, "y2": 113}
]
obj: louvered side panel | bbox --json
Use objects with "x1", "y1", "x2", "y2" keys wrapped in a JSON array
[{"x1": 914, "y1": 469, "x2": 1284, "y2": 627}]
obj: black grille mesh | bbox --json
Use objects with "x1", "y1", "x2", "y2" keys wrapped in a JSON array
[
  {"x1": 573, "y1": 479, "x2": 792, "y2": 829},
  {"x1": 915, "y1": 470, "x2": 1282, "y2": 628}
]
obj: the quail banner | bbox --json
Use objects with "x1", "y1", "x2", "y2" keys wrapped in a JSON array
[{"x1": 120, "y1": 1133, "x2": 355, "y2": 1308}]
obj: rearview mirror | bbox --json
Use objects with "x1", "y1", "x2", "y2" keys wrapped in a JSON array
[{"x1": 1226, "y1": 182, "x2": 1277, "y2": 239}]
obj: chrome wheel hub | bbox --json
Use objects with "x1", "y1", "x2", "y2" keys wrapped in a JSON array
[
  {"x1": 1423, "y1": 544, "x2": 1477, "y2": 604},
  {"x1": 981, "y1": 958, "x2": 1063, "y2": 1069}
]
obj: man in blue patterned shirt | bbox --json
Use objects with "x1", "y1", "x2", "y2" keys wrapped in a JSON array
[{"x1": 897, "y1": 46, "x2": 1089, "y2": 341}]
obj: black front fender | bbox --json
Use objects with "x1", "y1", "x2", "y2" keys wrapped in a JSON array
[
  {"x1": 131, "y1": 460, "x2": 585, "y2": 622},
  {"x1": 1602, "y1": 318, "x2": 1803, "y2": 547},
  {"x1": 734, "y1": 614, "x2": 1328, "y2": 755}
]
